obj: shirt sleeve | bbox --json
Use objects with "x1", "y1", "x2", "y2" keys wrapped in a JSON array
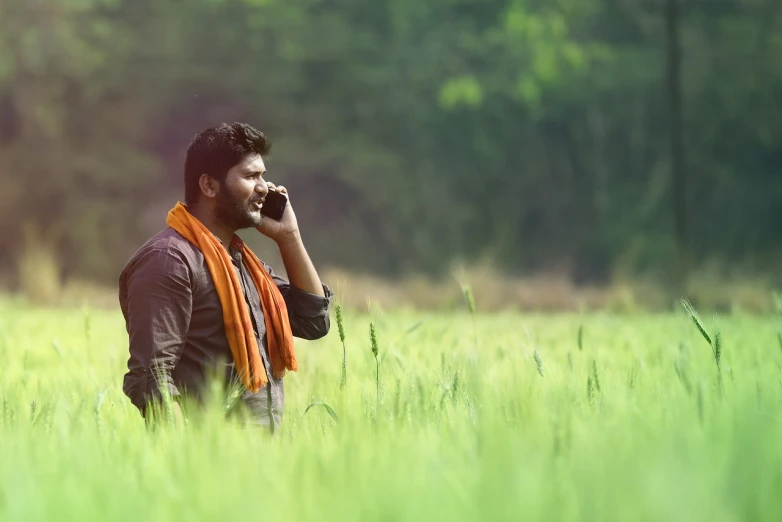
[
  {"x1": 121, "y1": 247, "x2": 192, "y2": 415},
  {"x1": 263, "y1": 262, "x2": 333, "y2": 341}
]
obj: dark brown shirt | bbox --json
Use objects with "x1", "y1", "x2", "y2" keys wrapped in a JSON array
[{"x1": 119, "y1": 227, "x2": 332, "y2": 429}]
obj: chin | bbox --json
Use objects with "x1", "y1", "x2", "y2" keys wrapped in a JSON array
[
  {"x1": 233, "y1": 212, "x2": 263, "y2": 230},
  {"x1": 250, "y1": 213, "x2": 264, "y2": 228}
]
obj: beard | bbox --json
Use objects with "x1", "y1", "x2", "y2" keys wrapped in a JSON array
[{"x1": 214, "y1": 183, "x2": 263, "y2": 230}]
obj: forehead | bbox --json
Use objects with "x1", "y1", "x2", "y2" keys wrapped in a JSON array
[{"x1": 232, "y1": 154, "x2": 266, "y2": 173}]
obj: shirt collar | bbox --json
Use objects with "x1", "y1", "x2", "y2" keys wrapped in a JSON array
[{"x1": 215, "y1": 234, "x2": 245, "y2": 254}]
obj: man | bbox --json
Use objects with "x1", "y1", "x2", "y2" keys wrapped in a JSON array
[{"x1": 119, "y1": 122, "x2": 332, "y2": 430}]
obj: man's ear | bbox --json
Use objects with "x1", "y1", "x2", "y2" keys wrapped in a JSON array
[{"x1": 198, "y1": 174, "x2": 219, "y2": 199}]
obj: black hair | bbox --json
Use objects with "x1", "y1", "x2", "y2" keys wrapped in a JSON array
[{"x1": 183, "y1": 122, "x2": 272, "y2": 205}]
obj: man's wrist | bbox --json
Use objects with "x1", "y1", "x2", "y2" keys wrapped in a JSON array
[{"x1": 275, "y1": 230, "x2": 302, "y2": 248}]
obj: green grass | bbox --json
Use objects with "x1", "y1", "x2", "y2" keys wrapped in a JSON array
[{"x1": 0, "y1": 298, "x2": 781, "y2": 521}]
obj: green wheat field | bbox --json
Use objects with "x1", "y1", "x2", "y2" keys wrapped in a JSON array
[{"x1": 0, "y1": 296, "x2": 781, "y2": 522}]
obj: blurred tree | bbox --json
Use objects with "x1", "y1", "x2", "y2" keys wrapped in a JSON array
[{"x1": 0, "y1": 0, "x2": 160, "y2": 289}]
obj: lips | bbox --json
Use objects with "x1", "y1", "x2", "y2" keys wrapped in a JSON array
[{"x1": 251, "y1": 200, "x2": 264, "y2": 210}]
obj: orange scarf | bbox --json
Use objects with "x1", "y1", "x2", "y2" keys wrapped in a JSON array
[{"x1": 166, "y1": 202, "x2": 297, "y2": 393}]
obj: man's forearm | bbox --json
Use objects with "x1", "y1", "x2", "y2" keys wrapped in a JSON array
[{"x1": 276, "y1": 231, "x2": 326, "y2": 297}]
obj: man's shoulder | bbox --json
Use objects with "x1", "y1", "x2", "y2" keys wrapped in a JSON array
[
  {"x1": 132, "y1": 227, "x2": 202, "y2": 258},
  {"x1": 141, "y1": 227, "x2": 197, "y2": 253},
  {"x1": 120, "y1": 228, "x2": 203, "y2": 276}
]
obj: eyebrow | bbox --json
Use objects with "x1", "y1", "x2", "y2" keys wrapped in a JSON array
[{"x1": 243, "y1": 168, "x2": 265, "y2": 175}]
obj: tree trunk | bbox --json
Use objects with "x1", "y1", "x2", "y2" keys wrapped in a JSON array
[{"x1": 666, "y1": 0, "x2": 688, "y2": 293}]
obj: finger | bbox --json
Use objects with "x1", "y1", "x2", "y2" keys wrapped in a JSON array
[
  {"x1": 276, "y1": 185, "x2": 288, "y2": 194},
  {"x1": 265, "y1": 181, "x2": 277, "y2": 191}
]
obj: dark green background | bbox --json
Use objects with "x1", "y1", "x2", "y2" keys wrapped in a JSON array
[{"x1": 1, "y1": 0, "x2": 779, "y2": 295}]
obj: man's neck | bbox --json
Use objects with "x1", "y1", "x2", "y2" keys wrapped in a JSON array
[{"x1": 186, "y1": 202, "x2": 235, "y2": 247}]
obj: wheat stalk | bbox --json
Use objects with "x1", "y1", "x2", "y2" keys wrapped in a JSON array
[
  {"x1": 681, "y1": 298, "x2": 724, "y2": 393},
  {"x1": 461, "y1": 282, "x2": 478, "y2": 351},
  {"x1": 534, "y1": 350, "x2": 545, "y2": 377},
  {"x1": 336, "y1": 304, "x2": 347, "y2": 390},
  {"x1": 681, "y1": 299, "x2": 712, "y2": 347},
  {"x1": 370, "y1": 321, "x2": 380, "y2": 410}
]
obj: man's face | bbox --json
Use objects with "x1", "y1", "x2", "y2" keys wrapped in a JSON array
[{"x1": 214, "y1": 154, "x2": 269, "y2": 230}]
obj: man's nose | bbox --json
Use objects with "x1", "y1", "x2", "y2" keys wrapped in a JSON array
[{"x1": 255, "y1": 181, "x2": 269, "y2": 198}]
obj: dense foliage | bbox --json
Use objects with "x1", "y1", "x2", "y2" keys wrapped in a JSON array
[{"x1": 1, "y1": 0, "x2": 780, "y2": 288}]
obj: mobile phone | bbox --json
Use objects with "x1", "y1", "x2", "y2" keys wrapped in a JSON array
[{"x1": 260, "y1": 189, "x2": 288, "y2": 221}]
